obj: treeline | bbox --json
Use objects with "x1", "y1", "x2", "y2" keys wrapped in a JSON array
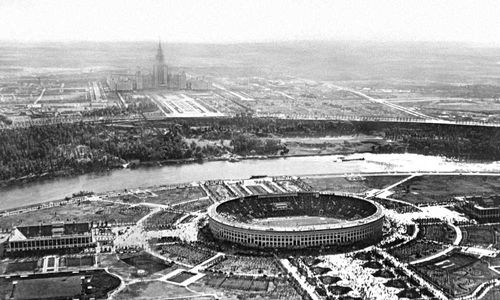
[
  {"x1": 0, "y1": 122, "x2": 221, "y2": 181},
  {"x1": 177, "y1": 116, "x2": 500, "y2": 160}
]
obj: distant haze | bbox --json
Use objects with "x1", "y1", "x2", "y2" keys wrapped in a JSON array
[
  {"x1": 1, "y1": 0, "x2": 500, "y2": 45},
  {"x1": 1, "y1": 41, "x2": 500, "y2": 85}
]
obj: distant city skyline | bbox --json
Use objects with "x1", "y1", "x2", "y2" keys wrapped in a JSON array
[{"x1": 1, "y1": 0, "x2": 500, "y2": 45}]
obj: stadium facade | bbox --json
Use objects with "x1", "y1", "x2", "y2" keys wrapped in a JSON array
[{"x1": 208, "y1": 192, "x2": 384, "y2": 249}]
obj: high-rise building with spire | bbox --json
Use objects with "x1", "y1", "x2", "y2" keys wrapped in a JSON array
[
  {"x1": 106, "y1": 41, "x2": 212, "y2": 91},
  {"x1": 153, "y1": 40, "x2": 168, "y2": 88}
]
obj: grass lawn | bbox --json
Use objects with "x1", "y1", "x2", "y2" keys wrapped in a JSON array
[
  {"x1": 391, "y1": 175, "x2": 500, "y2": 204},
  {"x1": 14, "y1": 276, "x2": 82, "y2": 299},
  {"x1": 4, "y1": 260, "x2": 39, "y2": 274},
  {"x1": 63, "y1": 255, "x2": 95, "y2": 267},
  {"x1": 168, "y1": 271, "x2": 196, "y2": 283},
  {"x1": 120, "y1": 252, "x2": 172, "y2": 275}
]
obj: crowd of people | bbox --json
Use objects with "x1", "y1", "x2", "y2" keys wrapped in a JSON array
[{"x1": 218, "y1": 193, "x2": 375, "y2": 222}]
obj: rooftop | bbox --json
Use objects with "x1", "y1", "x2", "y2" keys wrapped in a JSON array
[
  {"x1": 10, "y1": 222, "x2": 91, "y2": 241},
  {"x1": 469, "y1": 195, "x2": 500, "y2": 209}
]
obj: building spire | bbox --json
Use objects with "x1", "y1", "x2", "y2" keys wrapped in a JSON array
[{"x1": 155, "y1": 39, "x2": 164, "y2": 63}]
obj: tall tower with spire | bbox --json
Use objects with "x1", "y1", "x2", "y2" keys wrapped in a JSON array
[
  {"x1": 153, "y1": 40, "x2": 167, "y2": 88},
  {"x1": 155, "y1": 40, "x2": 164, "y2": 64}
]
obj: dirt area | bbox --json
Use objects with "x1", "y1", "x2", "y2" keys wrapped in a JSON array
[
  {"x1": 115, "y1": 281, "x2": 199, "y2": 300},
  {"x1": 145, "y1": 186, "x2": 207, "y2": 206},
  {"x1": 0, "y1": 200, "x2": 150, "y2": 229},
  {"x1": 303, "y1": 175, "x2": 406, "y2": 193},
  {"x1": 282, "y1": 135, "x2": 386, "y2": 156}
]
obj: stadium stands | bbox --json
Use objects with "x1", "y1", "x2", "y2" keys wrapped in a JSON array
[{"x1": 208, "y1": 192, "x2": 384, "y2": 249}]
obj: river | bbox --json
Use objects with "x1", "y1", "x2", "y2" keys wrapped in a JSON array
[{"x1": 1, "y1": 153, "x2": 500, "y2": 210}]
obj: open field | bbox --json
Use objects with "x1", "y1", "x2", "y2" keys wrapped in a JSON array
[
  {"x1": 115, "y1": 280, "x2": 201, "y2": 299},
  {"x1": 0, "y1": 200, "x2": 150, "y2": 228},
  {"x1": 282, "y1": 135, "x2": 387, "y2": 156},
  {"x1": 145, "y1": 186, "x2": 207, "y2": 206},
  {"x1": 391, "y1": 175, "x2": 500, "y2": 204},
  {"x1": 303, "y1": 175, "x2": 406, "y2": 193}
]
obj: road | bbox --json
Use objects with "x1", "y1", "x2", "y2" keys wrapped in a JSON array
[
  {"x1": 33, "y1": 88, "x2": 46, "y2": 105},
  {"x1": 323, "y1": 82, "x2": 437, "y2": 120}
]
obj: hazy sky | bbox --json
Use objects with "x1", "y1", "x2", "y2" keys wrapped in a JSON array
[{"x1": 1, "y1": 0, "x2": 500, "y2": 44}]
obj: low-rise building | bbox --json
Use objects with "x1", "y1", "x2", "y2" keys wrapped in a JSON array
[
  {"x1": 463, "y1": 195, "x2": 500, "y2": 222},
  {"x1": 6, "y1": 222, "x2": 95, "y2": 255}
]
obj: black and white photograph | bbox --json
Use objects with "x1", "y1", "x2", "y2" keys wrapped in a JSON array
[{"x1": 1, "y1": 0, "x2": 500, "y2": 299}]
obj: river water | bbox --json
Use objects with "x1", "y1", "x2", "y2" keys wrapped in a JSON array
[{"x1": 1, "y1": 153, "x2": 500, "y2": 210}]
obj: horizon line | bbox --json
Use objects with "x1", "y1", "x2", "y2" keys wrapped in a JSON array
[{"x1": 0, "y1": 38, "x2": 498, "y2": 48}]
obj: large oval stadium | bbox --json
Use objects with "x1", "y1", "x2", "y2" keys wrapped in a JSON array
[{"x1": 208, "y1": 192, "x2": 384, "y2": 249}]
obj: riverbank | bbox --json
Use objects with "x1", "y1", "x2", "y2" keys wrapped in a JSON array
[
  {"x1": 0, "y1": 150, "x2": 366, "y2": 190},
  {"x1": 0, "y1": 152, "x2": 499, "y2": 212}
]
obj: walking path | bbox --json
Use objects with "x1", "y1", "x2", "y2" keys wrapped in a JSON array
[
  {"x1": 409, "y1": 245, "x2": 458, "y2": 265},
  {"x1": 279, "y1": 258, "x2": 320, "y2": 300},
  {"x1": 368, "y1": 174, "x2": 419, "y2": 198}
]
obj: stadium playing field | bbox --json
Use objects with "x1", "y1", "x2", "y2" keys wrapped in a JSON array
[{"x1": 249, "y1": 216, "x2": 345, "y2": 227}]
